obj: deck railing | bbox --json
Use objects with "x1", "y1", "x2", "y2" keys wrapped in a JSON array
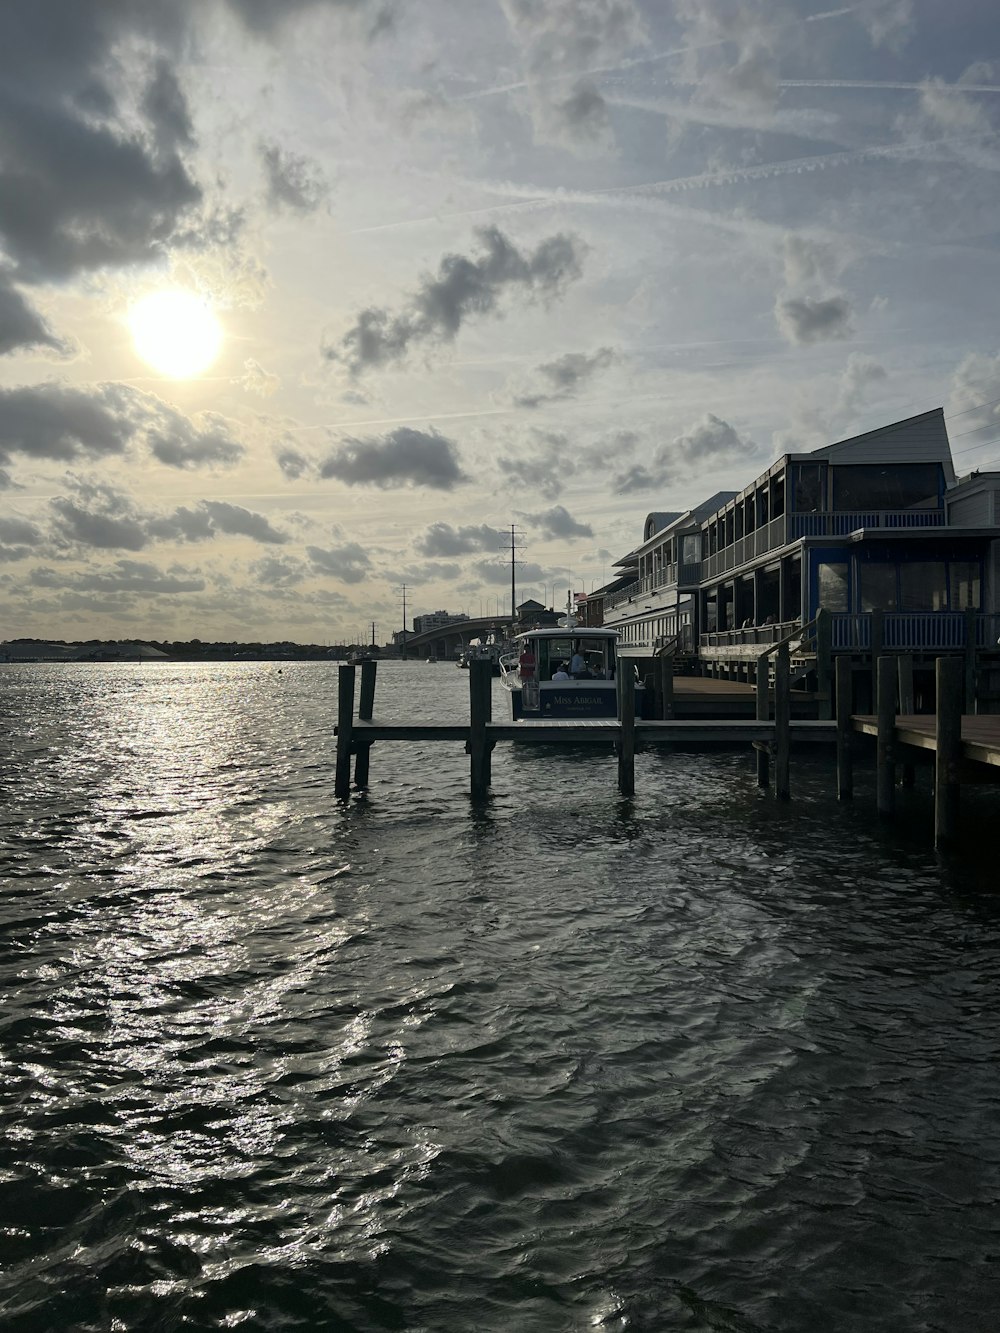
[
  {"x1": 699, "y1": 619, "x2": 801, "y2": 651},
  {"x1": 830, "y1": 612, "x2": 1000, "y2": 651}
]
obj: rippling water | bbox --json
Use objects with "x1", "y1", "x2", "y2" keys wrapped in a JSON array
[{"x1": 2, "y1": 660, "x2": 999, "y2": 1332}]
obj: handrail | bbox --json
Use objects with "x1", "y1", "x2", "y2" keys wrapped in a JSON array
[
  {"x1": 756, "y1": 615, "x2": 817, "y2": 663},
  {"x1": 653, "y1": 634, "x2": 679, "y2": 659}
]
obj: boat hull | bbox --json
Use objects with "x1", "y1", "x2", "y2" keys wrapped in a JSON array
[{"x1": 506, "y1": 681, "x2": 641, "y2": 720}]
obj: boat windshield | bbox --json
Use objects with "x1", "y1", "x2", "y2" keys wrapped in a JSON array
[{"x1": 536, "y1": 635, "x2": 612, "y2": 679}]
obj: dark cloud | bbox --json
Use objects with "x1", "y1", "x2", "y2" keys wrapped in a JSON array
[
  {"x1": 325, "y1": 226, "x2": 586, "y2": 376},
  {"x1": 522, "y1": 504, "x2": 593, "y2": 540},
  {"x1": 275, "y1": 446, "x2": 311, "y2": 479},
  {"x1": 50, "y1": 496, "x2": 148, "y2": 552},
  {"x1": 775, "y1": 295, "x2": 853, "y2": 345},
  {"x1": 201, "y1": 502, "x2": 289, "y2": 545},
  {"x1": 0, "y1": 517, "x2": 43, "y2": 546},
  {"x1": 0, "y1": 383, "x2": 244, "y2": 474},
  {"x1": 148, "y1": 411, "x2": 245, "y2": 469},
  {"x1": 250, "y1": 554, "x2": 308, "y2": 587},
  {"x1": 496, "y1": 429, "x2": 572, "y2": 500},
  {"x1": 0, "y1": 278, "x2": 68, "y2": 357},
  {"x1": 320, "y1": 427, "x2": 469, "y2": 490},
  {"x1": 613, "y1": 415, "x2": 757, "y2": 493},
  {"x1": 0, "y1": 5, "x2": 202, "y2": 287},
  {"x1": 259, "y1": 141, "x2": 328, "y2": 212},
  {"x1": 225, "y1": 0, "x2": 394, "y2": 36},
  {"x1": 512, "y1": 346, "x2": 616, "y2": 408},
  {"x1": 306, "y1": 542, "x2": 372, "y2": 583},
  {"x1": 415, "y1": 523, "x2": 504, "y2": 558}
]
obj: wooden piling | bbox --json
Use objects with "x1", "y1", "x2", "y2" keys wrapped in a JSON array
[
  {"x1": 835, "y1": 653, "x2": 853, "y2": 800},
  {"x1": 335, "y1": 664, "x2": 355, "y2": 799},
  {"x1": 897, "y1": 654, "x2": 915, "y2": 789},
  {"x1": 935, "y1": 656, "x2": 962, "y2": 850},
  {"x1": 755, "y1": 651, "x2": 770, "y2": 788},
  {"x1": 774, "y1": 643, "x2": 790, "y2": 800},
  {"x1": 468, "y1": 658, "x2": 493, "y2": 800},
  {"x1": 964, "y1": 607, "x2": 978, "y2": 714},
  {"x1": 618, "y1": 664, "x2": 636, "y2": 797},
  {"x1": 660, "y1": 653, "x2": 675, "y2": 720},
  {"x1": 815, "y1": 607, "x2": 832, "y2": 721},
  {"x1": 353, "y1": 659, "x2": 377, "y2": 789},
  {"x1": 876, "y1": 655, "x2": 895, "y2": 818},
  {"x1": 870, "y1": 608, "x2": 884, "y2": 711}
]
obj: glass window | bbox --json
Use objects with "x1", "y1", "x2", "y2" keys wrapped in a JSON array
[
  {"x1": 899, "y1": 562, "x2": 947, "y2": 611},
  {"x1": 793, "y1": 463, "x2": 825, "y2": 513},
  {"x1": 817, "y1": 561, "x2": 849, "y2": 612},
  {"x1": 860, "y1": 564, "x2": 896, "y2": 612},
  {"x1": 833, "y1": 463, "x2": 942, "y2": 511},
  {"x1": 950, "y1": 561, "x2": 981, "y2": 610},
  {"x1": 682, "y1": 533, "x2": 701, "y2": 564}
]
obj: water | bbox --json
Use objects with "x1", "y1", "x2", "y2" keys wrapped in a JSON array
[{"x1": 2, "y1": 660, "x2": 999, "y2": 1332}]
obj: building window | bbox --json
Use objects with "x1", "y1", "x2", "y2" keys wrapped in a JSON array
[
  {"x1": 833, "y1": 463, "x2": 941, "y2": 511},
  {"x1": 817, "y1": 561, "x2": 849, "y2": 612},
  {"x1": 793, "y1": 463, "x2": 824, "y2": 513},
  {"x1": 899, "y1": 561, "x2": 947, "y2": 611},
  {"x1": 950, "y1": 561, "x2": 981, "y2": 610},
  {"x1": 860, "y1": 564, "x2": 897, "y2": 612}
]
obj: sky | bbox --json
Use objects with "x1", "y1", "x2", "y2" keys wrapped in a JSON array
[{"x1": 2, "y1": 0, "x2": 1000, "y2": 644}]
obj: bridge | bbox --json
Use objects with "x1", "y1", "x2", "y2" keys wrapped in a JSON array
[{"x1": 401, "y1": 617, "x2": 515, "y2": 661}]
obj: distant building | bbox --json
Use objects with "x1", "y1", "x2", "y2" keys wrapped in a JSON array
[{"x1": 412, "y1": 610, "x2": 469, "y2": 634}]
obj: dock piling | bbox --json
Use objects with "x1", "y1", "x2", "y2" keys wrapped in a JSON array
[
  {"x1": 755, "y1": 651, "x2": 770, "y2": 788},
  {"x1": 468, "y1": 658, "x2": 493, "y2": 800},
  {"x1": 618, "y1": 665, "x2": 636, "y2": 797},
  {"x1": 774, "y1": 642, "x2": 790, "y2": 799},
  {"x1": 835, "y1": 654, "x2": 853, "y2": 800},
  {"x1": 935, "y1": 656, "x2": 963, "y2": 849},
  {"x1": 964, "y1": 607, "x2": 978, "y2": 714},
  {"x1": 815, "y1": 608, "x2": 832, "y2": 721},
  {"x1": 335, "y1": 664, "x2": 356, "y2": 799},
  {"x1": 876, "y1": 655, "x2": 896, "y2": 817},
  {"x1": 353, "y1": 660, "x2": 377, "y2": 789},
  {"x1": 897, "y1": 654, "x2": 915, "y2": 789},
  {"x1": 660, "y1": 653, "x2": 675, "y2": 720}
]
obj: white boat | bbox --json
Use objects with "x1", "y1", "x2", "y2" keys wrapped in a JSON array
[{"x1": 499, "y1": 612, "x2": 642, "y2": 720}]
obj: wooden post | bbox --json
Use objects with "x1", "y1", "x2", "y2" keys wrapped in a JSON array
[
  {"x1": 870, "y1": 608, "x2": 883, "y2": 712},
  {"x1": 935, "y1": 656, "x2": 962, "y2": 850},
  {"x1": 964, "y1": 607, "x2": 977, "y2": 714},
  {"x1": 774, "y1": 642, "x2": 790, "y2": 800},
  {"x1": 468, "y1": 658, "x2": 493, "y2": 800},
  {"x1": 814, "y1": 607, "x2": 832, "y2": 720},
  {"x1": 897, "y1": 654, "x2": 915, "y2": 789},
  {"x1": 876, "y1": 655, "x2": 895, "y2": 818},
  {"x1": 353, "y1": 659, "x2": 377, "y2": 789},
  {"x1": 755, "y1": 650, "x2": 770, "y2": 787},
  {"x1": 618, "y1": 663, "x2": 635, "y2": 797},
  {"x1": 334, "y1": 664, "x2": 355, "y2": 799},
  {"x1": 836, "y1": 654, "x2": 853, "y2": 800},
  {"x1": 660, "y1": 653, "x2": 675, "y2": 720}
]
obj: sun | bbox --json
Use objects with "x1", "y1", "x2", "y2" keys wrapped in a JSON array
[{"x1": 128, "y1": 289, "x2": 223, "y2": 378}]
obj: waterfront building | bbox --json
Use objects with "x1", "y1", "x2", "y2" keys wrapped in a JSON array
[
  {"x1": 412, "y1": 610, "x2": 470, "y2": 635},
  {"x1": 602, "y1": 408, "x2": 1000, "y2": 683}
]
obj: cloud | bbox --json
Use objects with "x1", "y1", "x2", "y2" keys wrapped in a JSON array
[
  {"x1": 275, "y1": 445, "x2": 311, "y2": 479},
  {"x1": 0, "y1": 516, "x2": 43, "y2": 546},
  {"x1": 200, "y1": 501, "x2": 289, "y2": 544},
  {"x1": 498, "y1": 0, "x2": 644, "y2": 149},
  {"x1": 775, "y1": 295, "x2": 853, "y2": 346},
  {"x1": 674, "y1": 0, "x2": 786, "y2": 112},
  {"x1": 324, "y1": 226, "x2": 586, "y2": 376},
  {"x1": 522, "y1": 504, "x2": 593, "y2": 540},
  {"x1": 50, "y1": 486, "x2": 149, "y2": 552},
  {"x1": 319, "y1": 426, "x2": 469, "y2": 489},
  {"x1": 415, "y1": 523, "x2": 504, "y2": 557},
  {"x1": 860, "y1": 0, "x2": 913, "y2": 51},
  {"x1": 31, "y1": 559, "x2": 206, "y2": 596},
  {"x1": 0, "y1": 382, "x2": 245, "y2": 475},
  {"x1": 259, "y1": 141, "x2": 328, "y2": 212},
  {"x1": 306, "y1": 541, "x2": 372, "y2": 582},
  {"x1": 0, "y1": 278, "x2": 70, "y2": 357},
  {"x1": 949, "y1": 350, "x2": 1000, "y2": 436},
  {"x1": 614, "y1": 414, "x2": 758, "y2": 493},
  {"x1": 250, "y1": 553, "x2": 308, "y2": 587},
  {"x1": 237, "y1": 358, "x2": 282, "y2": 396},
  {"x1": 224, "y1": 0, "x2": 395, "y2": 38},
  {"x1": 837, "y1": 353, "x2": 887, "y2": 413},
  {"x1": 0, "y1": 6, "x2": 202, "y2": 288},
  {"x1": 910, "y1": 78, "x2": 991, "y2": 135},
  {"x1": 511, "y1": 346, "x2": 617, "y2": 408}
]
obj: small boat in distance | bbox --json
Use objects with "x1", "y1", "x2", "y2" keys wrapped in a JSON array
[
  {"x1": 499, "y1": 603, "x2": 642, "y2": 720},
  {"x1": 457, "y1": 632, "x2": 512, "y2": 676}
]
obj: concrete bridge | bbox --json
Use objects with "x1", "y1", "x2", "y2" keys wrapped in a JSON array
[{"x1": 401, "y1": 617, "x2": 514, "y2": 661}]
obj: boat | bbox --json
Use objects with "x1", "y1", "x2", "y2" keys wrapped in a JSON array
[
  {"x1": 498, "y1": 606, "x2": 643, "y2": 720},
  {"x1": 457, "y1": 633, "x2": 512, "y2": 676}
]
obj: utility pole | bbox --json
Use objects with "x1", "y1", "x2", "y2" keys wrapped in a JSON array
[{"x1": 501, "y1": 524, "x2": 525, "y2": 629}]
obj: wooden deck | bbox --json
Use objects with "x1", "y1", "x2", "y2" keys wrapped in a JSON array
[
  {"x1": 852, "y1": 714, "x2": 1000, "y2": 768},
  {"x1": 349, "y1": 717, "x2": 836, "y2": 746}
]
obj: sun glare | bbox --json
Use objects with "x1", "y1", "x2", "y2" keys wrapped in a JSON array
[{"x1": 129, "y1": 290, "x2": 223, "y2": 378}]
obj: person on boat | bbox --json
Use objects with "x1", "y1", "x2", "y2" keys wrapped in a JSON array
[
  {"x1": 518, "y1": 645, "x2": 536, "y2": 680},
  {"x1": 551, "y1": 662, "x2": 570, "y2": 681},
  {"x1": 569, "y1": 648, "x2": 589, "y2": 678}
]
